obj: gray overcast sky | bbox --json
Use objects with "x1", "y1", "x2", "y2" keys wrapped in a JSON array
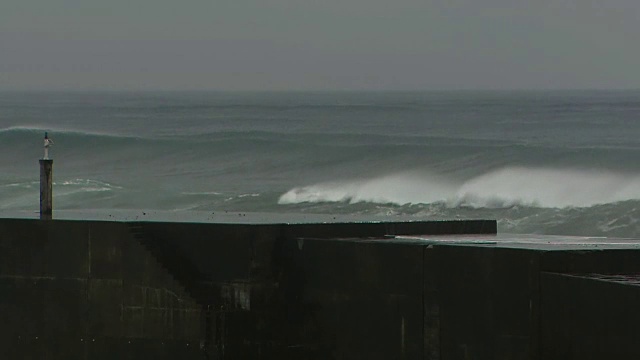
[{"x1": 1, "y1": 0, "x2": 639, "y2": 90}]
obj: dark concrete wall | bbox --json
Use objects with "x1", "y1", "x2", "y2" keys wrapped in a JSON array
[
  {"x1": 130, "y1": 219, "x2": 495, "y2": 358},
  {"x1": 426, "y1": 246, "x2": 640, "y2": 360},
  {"x1": 0, "y1": 219, "x2": 202, "y2": 360},
  {"x1": 7, "y1": 218, "x2": 640, "y2": 360},
  {"x1": 427, "y1": 246, "x2": 539, "y2": 360},
  {"x1": 0, "y1": 218, "x2": 496, "y2": 359},
  {"x1": 541, "y1": 249, "x2": 640, "y2": 274},
  {"x1": 274, "y1": 238, "x2": 425, "y2": 359},
  {"x1": 540, "y1": 273, "x2": 640, "y2": 360}
]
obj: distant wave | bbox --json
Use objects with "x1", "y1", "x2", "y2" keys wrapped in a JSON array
[
  {"x1": 0, "y1": 127, "x2": 476, "y2": 156},
  {"x1": 279, "y1": 167, "x2": 640, "y2": 209},
  {"x1": 0, "y1": 125, "x2": 146, "y2": 140}
]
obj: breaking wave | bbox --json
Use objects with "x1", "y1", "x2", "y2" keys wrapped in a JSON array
[{"x1": 279, "y1": 167, "x2": 640, "y2": 209}]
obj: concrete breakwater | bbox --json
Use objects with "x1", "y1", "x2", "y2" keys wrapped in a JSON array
[{"x1": 1, "y1": 217, "x2": 639, "y2": 359}]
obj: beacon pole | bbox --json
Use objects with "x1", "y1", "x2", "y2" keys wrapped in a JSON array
[{"x1": 40, "y1": 132, "x2": 53, "y2": 219}]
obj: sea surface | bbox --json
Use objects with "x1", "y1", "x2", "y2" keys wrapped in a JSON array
[{"x1": 2, "y1": 90, "x2": 640, "y2": 237}]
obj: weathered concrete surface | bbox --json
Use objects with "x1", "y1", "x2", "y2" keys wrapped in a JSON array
[
  {"x1": 2, "y1": 218, "x2": 640, "y2": 359},
  {"x1": 0, "y1": 219, "x2": 202, "y2": 360},
  {"x1": 133, "y1": 219, "x2": 496, "y2": 359},
  {"x1": 429, "y1": 246, "x2": 538, "y2": 360},
  {"x1": 540, "y1": 273, "x2": 640, "y2": 360},
  {"x1": 410, "y1": 234, "x2": 640, "y2": 360}
]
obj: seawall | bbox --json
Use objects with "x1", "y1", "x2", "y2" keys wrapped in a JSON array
[{"x1": 1, "y1": 217, "x2": 640, "y2": 359}]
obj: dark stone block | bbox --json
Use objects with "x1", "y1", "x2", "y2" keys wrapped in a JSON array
[
  {"x1": 435, "y1": 246, "x2": 537, "y2": 360},
  {"x1": 540, "y1": 273, "x2": 640, "y2": 360}
]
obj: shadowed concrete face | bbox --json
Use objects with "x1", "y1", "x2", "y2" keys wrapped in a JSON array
[
  {"x1": 3, "y1": 218, "x2": 640, "y2": 359},
  {"x1": 0, "y1": 218, "x2": 497, "y2": 359}
]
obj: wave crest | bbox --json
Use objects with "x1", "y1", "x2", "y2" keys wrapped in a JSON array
[
  {"x1": 279, "y1": 173, "x2": 455, "y2": 206},
  {"x1": 0, "y1": 125, "x2": 146, "y2": 140},
  {"x1": 278, "y1": 167, "x2": 640, "y2": 209}
]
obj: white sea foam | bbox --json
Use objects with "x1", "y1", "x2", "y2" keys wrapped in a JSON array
[
  {"x1": 278, "y1": 173, "x2": 456, "y2": 206},
  {"x1": 0, "y1": 181, "x2": 38, "y2": 189},
  {"x1": 279, "y1": 167, "x2": 640, "y2": 209},
  {"x1": 54, "y1": 179, "x2": 123, "y2": 194},
  {"x1": 454, "y1": 167, "x2": 640, "y2": 208},
  {"x1": 181, "y1": 191, "x2": 223, "y2": 196}
]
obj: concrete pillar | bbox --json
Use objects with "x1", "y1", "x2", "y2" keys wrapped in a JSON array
[{"x1": 40, "y1": 159, "x2": 53, "y2": 217}]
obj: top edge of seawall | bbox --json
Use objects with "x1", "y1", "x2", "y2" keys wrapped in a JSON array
[
  {"x1": 0, "y1": 209, "x2": 490, "y2": 224},
  {"x1": 0, "y1": 210, "x2": 496, "y2": 233}
]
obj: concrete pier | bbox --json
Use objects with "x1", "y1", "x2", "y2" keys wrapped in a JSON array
[
  {"x1": 39, "y1": 159, "x2": 53, "y2": 217},
  {"x1": 1, "y1": 216, "x2": 640, "y2": 359}
]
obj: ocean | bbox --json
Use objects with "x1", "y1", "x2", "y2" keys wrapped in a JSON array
[{"x1": 2, "y1": 90, "x2": 640, "y2": 237}]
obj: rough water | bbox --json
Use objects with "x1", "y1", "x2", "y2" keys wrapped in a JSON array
[{"x1": 2, "y1": 90, "x2": 640, "y2": 237}]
